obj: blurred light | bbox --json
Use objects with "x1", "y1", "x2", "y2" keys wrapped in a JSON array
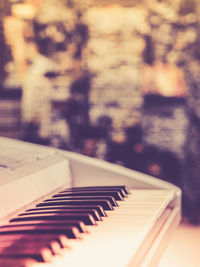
[{"x1": 11, "y1": 4, "x2": 36, "y2": 19}]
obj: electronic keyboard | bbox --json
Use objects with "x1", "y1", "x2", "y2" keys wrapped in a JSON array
[{"x1": 0, "y1": 137, "x2": 181, "y2": 267}]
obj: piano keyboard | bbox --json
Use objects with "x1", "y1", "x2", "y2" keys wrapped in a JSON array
[
  {"x1": 0, "y1": 186, "x2": 175, "y2": 267},
  {"x1": 0, "y1": 137, "x2": 181, "y2": 267}
]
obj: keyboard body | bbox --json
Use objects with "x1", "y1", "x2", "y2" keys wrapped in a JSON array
[{"x1": 0, "y1": 137, "x2": 181, "y2": 267}]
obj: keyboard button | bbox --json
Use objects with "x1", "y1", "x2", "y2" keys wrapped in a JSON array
[
  {"x1": 11, "y1": 213, "x2": 97, "y2": 226},
  {"x1": 37, "y1": 199, "x2": 114, "y2": 210},
  {"x1": 61, "y1": 185, "x2": 130, "y2": 196},
  {"x1": 54, "y1": 190, "x2": 124, "y2": 201},
  {"x1": 0, "y1": 234, "x2": 69, "y2": 249},
  {"x1": 27, "y1": 205, "x2": 107, "y2": 217},
  {"x1": 4, "y1": 220, "x2": 87, "y2": 233},
  {"x1": 0, "y1": 225, "x2": 80, "y2": 239},
  {"x1": 45, "y1": 196, "x2": 118, "y2": 207},
  {"x1": 23, "y1": 208, "x2": 102, "y2": 221},
  {"x1": 0, "y1": 239, "x2": 61, "y2": 256},
  {"x1": 0, "y1": 257, "x2": 37, "y2": 267},
  {"x1": 0, "y1": 246, "x2": 53, "y2": 262}
]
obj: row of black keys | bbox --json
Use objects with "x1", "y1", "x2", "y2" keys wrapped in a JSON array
[{"x1": 0, "y1": 185, "x2": 129, "y2": 264}]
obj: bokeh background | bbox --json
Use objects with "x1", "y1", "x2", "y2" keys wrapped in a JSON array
[{"x1": 1, "y1": 0, "x2": 200, "y2": 223}]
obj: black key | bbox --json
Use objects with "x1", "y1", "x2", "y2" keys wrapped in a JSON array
[
  {"x1": 60, "y1": 188, "x2": 125, "y2": 199},
  {"x1": 61, "y1": 185, "x2": 130, "y2": 195},
  {"x1": 0, "y1": 246, "x2": 53, "y2": 262},
  {"x1": 53, "y1": 190, "x2": 124, "y2": 201},
  {"x1": 27, "y1": 205, "x2": 107, "y2": 217},
  {"x1": 10, "y1": 213, "x2": 96, "y2": 226},
  {"x1": 0, "y1": 258, "x2": 37, "y2": 267},
  {"x1": 0, "y1": 225, "x2": 80, "y2": 239},
  {"x1": 3, "y1": 219, "x2": 87, "y2": 233},
  {"x1": 23, "y1": 209, "x2": 102, "y2": 221},
  {"x1": 37, "y1": 199, "x2": 113, "y2": 210},
  {"x1": 0, "y1": 234, "x2": 69, "y2": 249},
  {"x1": 45, "y1": 196, "x2": 118, "y2": 207},
  {"x1": 0, "y1": 239, "x2": 61, "y2": 256}
]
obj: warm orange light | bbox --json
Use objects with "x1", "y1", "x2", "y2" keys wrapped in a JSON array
[{"x1": 11, "y1": 4, "x2": 36, "y2": 19}]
